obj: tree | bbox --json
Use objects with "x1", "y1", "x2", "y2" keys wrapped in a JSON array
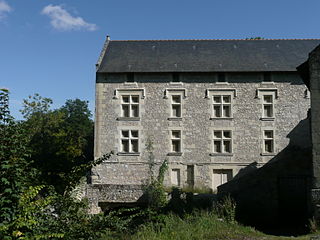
[
  {"x1": 0, "y1": 89, "x2": 38, "y2": 231},
  {"x1": 21, "y1": 94, "x2": 94, "y2": 194}
]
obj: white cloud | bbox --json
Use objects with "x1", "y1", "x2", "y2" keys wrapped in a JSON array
[
  {"x1": 41, "y1": 4, "x2": 97, "y2": 31},
  {"x1": 0, "y1": 0, "x2": 12, "y2": 20}
]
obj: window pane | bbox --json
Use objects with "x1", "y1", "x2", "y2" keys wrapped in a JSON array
[
  {"x1": 131, "y1": 140, "x2": 139, "y2": 152},
  {"x1": 121, "y1": 139, "x2": 129, "y2": 152},
  {"x1": 172, "y1": 130, "x2": 181, "y2": 139},
  {"x1": 122, "y1": 96, "x2": 129, "y2": 103},
  {"x1": 172, "y1": 105, "x2": 181, "y2": 117},
  {"x1": 223, "y1": 106, "x2": 230, "y2": 117},
  {"x1": 213, "y1": 106, "x2": 221, "y2": 117},
  {"x1": 223, "y1": 131, "x2": 231, "y2": 138},
  {"x1": 213, "y1": 96, "x2": 221, "y2": 103},
  {"x1": 223, "y1": 96, "x2": 231, "y2": 103},
  {"x1": 131, "y1": 105, "x2": 139, "y2": 117},
  {"x1": 223, "y1": 141, "x2": 231, "y2": 153},
  {"x1": 263, "y1": 95, "x2": 273, "y2": 103},
  {"x1": 172, "y1": 95, "x2": 181, "y2": 103},
  {"x1": 213, "y1": 131, "x2": 222, "y2": 139},
  {"x1": 214, "y1": 141, "x2": 221, "y2": 153},
  {"x1": 131, "y1": 130, "x2": 139, "y2": 138},
  {"x1": 122, "y1": 105, "x2": 129, "y2": 117},
  {"x1": 172, "y1": 140, "x2": 181, "y2": 152},
  {"x1": 264, "y1": 130, "x2": 273, "y2": 139},
  {"x1": 264, "y1": 105, "x2": 273, "y2": 117},
  {"x1": 131, "y1": 96, "x2": 139, "y2": 103},
  {"x1": 122, "y1": 130, "x2": 129, "y2": 138},
  {"x1": 264, "y1": 140, "x2": 273, "y2": 153}
]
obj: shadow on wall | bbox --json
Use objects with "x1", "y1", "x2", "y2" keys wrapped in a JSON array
[{"x1": 218, "y1": 116, "x2": 313, "y2": 236}]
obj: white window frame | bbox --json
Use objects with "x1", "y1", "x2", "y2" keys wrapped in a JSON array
[
  {"x1": 120, "y1": 95, "x2": 140, "y2": 118},
  {"x1": 168, "y1": 130, "x2": 182, "y2": 155},
  {"x1": 119, "y1": 130, "x2": 140, "y2": 154},
  {"x1": 212, "y1": 95, "x2": 232, "y2": 118},
  {"x1": 212, "y1": 130, "x2": 233, "y2": 155},
  {"x1": 256, "y1": 88, "x2": 278, "y2": 121},
  {"x1": 206, "y1": 89, "x2": 236, "y2": 119},
  {"x1": 165, "y1": 89, "x2": 186, "y2": 120},
  {"x1": 262, "y1": 129, "x2": 275, "y2": 155},
  {"x1": 170, "y1": 94, "x2": 182, "y2": 118}
]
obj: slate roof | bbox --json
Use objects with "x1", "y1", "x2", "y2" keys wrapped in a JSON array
[{"x1": 97, "y1": 39, "x2": 320, "y2": 73}]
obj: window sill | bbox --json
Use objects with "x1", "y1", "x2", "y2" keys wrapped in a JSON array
[
  {"x1": 260, "y1": 117, "x2": 275, "y2": 121},
  {"x1": 168, "y1": 117, "x2": 182, "y2": 121},
  {"x1": 167, "y1": 152, "x2": 183, "y2": 156},
  {"x1": 261, "y1": 81, "x2": 275, "y2": 85},
  {"x1": 117, "y1": 117, "x2": 140, "y2": 121},
  {"x1": 260, "y1": 153, "x2": 276, "y2": 156},
  {"x1": 210, "y1": 117, "x2": 233, "y2": 120},
  {"x1": 215, "y1": 82, "x2": 229, "y2": 85},
  {"x1": 210, "y1": 153, "x2": 233, "y2": 157},
  {"x1": 117, "y1": 152, "x2": 140, "y2": 156},
  {"x1": 169, "y1": 81, "x2": 183, "y2": 85}
]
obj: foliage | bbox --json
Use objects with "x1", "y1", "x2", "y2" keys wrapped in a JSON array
[
  {"x1": 0, "y1": 89, "x2": 38, "y2": 235},
  {"x1": 214, "y1": 195, "x2": 237, "y2": 224},
  {"x1": 20, "y1": 94, "x2": 94, "y2": 194}
]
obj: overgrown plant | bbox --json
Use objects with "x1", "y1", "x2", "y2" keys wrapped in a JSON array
[
  {"x1": 145, "y1": 137, "x2": 168, "y2": 210},
  {"x1": 214, "y1": 195, "x2": 237, "y2": 223}
]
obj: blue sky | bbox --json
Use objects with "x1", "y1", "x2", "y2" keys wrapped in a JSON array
[{"x1": 1, "y1": 0, "x2": 320, "y2": 119}]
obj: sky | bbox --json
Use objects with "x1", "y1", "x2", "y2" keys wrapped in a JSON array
[{"x1": 1, "y1": 0, "x2": 320, "y2": 119}]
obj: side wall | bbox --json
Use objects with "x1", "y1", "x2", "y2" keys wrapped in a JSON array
[{"x1": 93, "y1": 72, "x2": 309, "y2": 191}]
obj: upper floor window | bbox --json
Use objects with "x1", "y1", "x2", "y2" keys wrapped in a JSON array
[
  {"x1": 171, "y1": 130, "x2": 182, "y2": 153},
  {"x1": 120, "y1": 130, "x2": 139, "y2": 153},
  {"x1": 262, "y1": 95, "x2": 274, "y2": 118},
  {"x1": 213, "y1": 130, "x2": 232, "y2": 154},
  {"x1": 121, "y1": 95, "x2": 139, "y2": 118},
  {"x1": 213, "y1": 95, "x2": 232, "y2": 118},
  {"x1": 171, "y1": 95, "x2": 182, "y2": 118}
]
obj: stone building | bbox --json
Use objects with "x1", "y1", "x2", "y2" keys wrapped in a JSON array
[{"x1": 88, "y1": 38, "x2": 320, "y2": 212}]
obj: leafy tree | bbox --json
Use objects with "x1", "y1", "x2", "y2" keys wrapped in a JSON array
[
  {"x1": 0, "y1": 89, "x2": 38, "y2": 237},
  {"x1": 21, "y1": 94, "x2": 94, "y2": 194}
]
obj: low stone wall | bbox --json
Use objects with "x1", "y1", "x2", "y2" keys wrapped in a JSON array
[{"x1": 86, "y1": 184, "x2": 145, "y2": 213}]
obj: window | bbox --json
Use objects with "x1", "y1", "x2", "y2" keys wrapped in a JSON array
[
  {"x1": 171, "y1": 130, "x2": 181, "y2": 153},
  {"x1": 171, "y1": 169, "x2": 181, "y2": 186},
  {"x1": 121, "y1": 95, "x2": 139, "y2": 118},
  {"x1": 187, "y1": 165, "x2": 194, "y2": 188},
  {"x1": 120, "y1": 130, "x2": 139, "y2": 153},
  {"x1": 262, "y1": 94, "x2": 274, "y2": 118},
  {"x1": 212, "y1": 95, "x2": 232, "y2": 118},
  {"x1": 213, "y1": 130, "x2": 232, "y2": 154},
  {"x1": 171, "y1": 95, "x2": 182, "y2": 118},
  {"x1": 212, "y1": 169, "x2": 232, "y2": 191},
  {"x1": 263, "y1": 130, "x2": 274, "y2": 154}
]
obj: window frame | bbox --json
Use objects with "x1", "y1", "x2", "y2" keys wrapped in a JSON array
[
  {"x1": 256, "y1": 88, "x2": 278, "y2": 121},
  {"x1": 118, "y1": 129, "x2": 140, "y2": 155},
  {"x1": 206, "y1": 89, "x2": 236, "y2": 120},
  {"x1": 168, "y1": 130, "x2": 183, "y2": 156},
  {"x1": 120, "y1": 95, "x2": 140, "y2": 118},
  {"x1": 262, "y1": 129, "x2": 275, "y2": 155},
  {"x1": 211, "y1": 130, "x2": 233, "y2": 155}
]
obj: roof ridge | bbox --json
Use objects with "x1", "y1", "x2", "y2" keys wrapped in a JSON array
[{"x1": 110, "y1": 38, "x2": 320, "y2": 42}]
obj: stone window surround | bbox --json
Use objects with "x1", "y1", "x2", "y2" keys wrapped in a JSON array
[
  {"x1": 261, "y1": 127, "x2": 276, "y2": 156},
  {"x1": 167, "y1": 127, "x2": 183, "y2": 156},
  {"x1": 209, "y1": 127, "x2": 234, "y2": 157},
  {"x1": 117, "y1": 127, "x2": 142, "y2": 156},
  {"x1": 114, "y1": 88, "x2": 145, "y2": 121},
  {"x1": 205, "y1": 88, "x2": 236, "y2": 120},
  {"x1": 208, "y1": 165, "x2": 234, "y2": 191},
  {"x1": 164, "y1": 88, "x2": 187, "y2": 121},
  {"x1": 256, "y1": 88, "x2": 278, "y2": 121}
]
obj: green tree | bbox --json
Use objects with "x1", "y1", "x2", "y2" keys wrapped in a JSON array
[
  {"x1": 0, "y1": 89, "x2": 38, "y2": 237},
  {"x1": 21, "y1": 94, "x2": 94, "y2": 194}
]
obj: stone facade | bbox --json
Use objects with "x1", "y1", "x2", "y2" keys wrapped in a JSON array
[{"x1": 92, "y1": 72, "x2": 309, "y2": 189}]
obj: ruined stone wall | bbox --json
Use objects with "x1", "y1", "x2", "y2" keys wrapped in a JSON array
[{"x1": 92, "y1": 72, "x2": 309, "y2": 193}]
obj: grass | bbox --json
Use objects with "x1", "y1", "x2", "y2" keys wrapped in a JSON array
[{"x1": 101, "y1": 211, "x2": 319, "y2": 240}]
